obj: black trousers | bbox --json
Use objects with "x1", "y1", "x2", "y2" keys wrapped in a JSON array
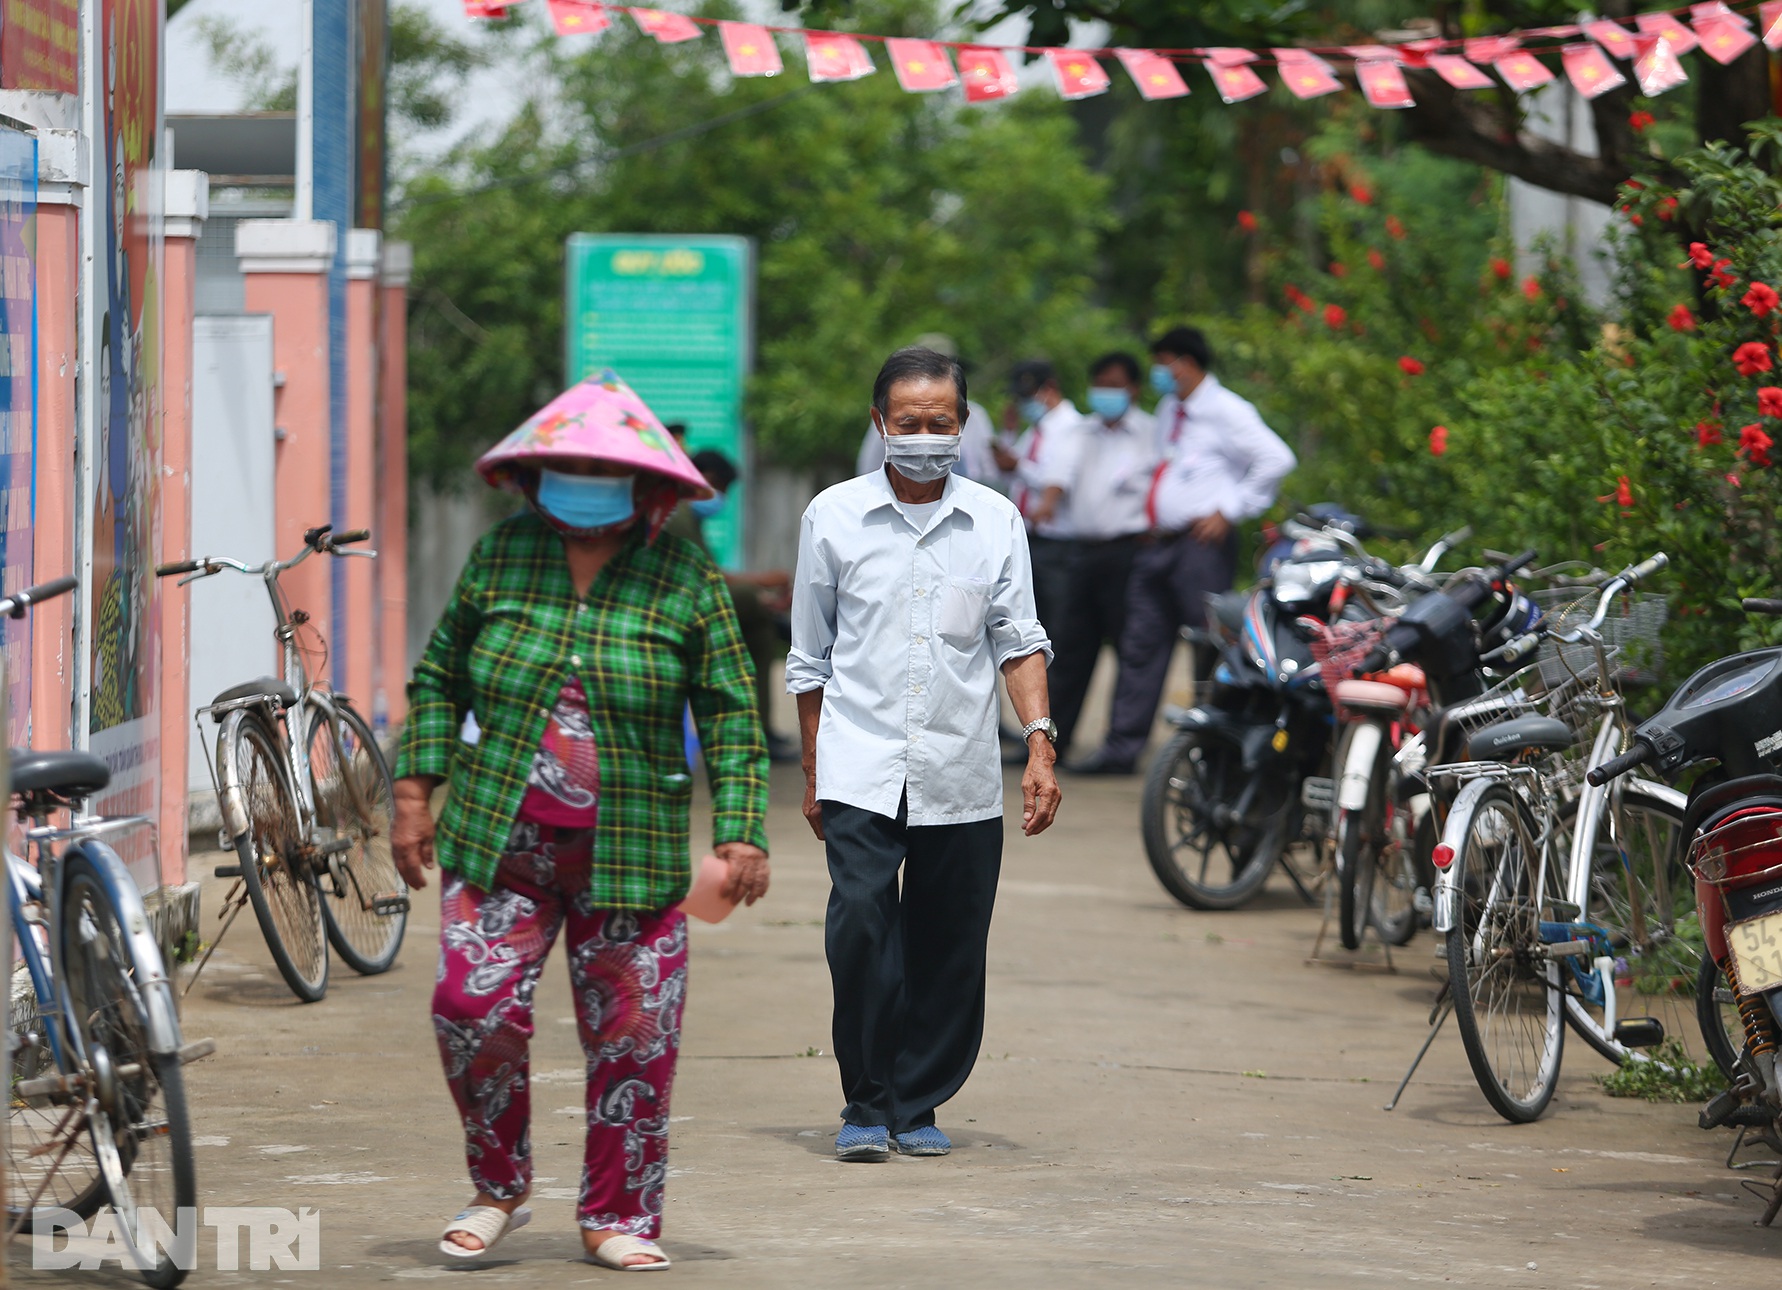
[
  {"x1": 822, "y1": 797, "x2": 1003, "y2": 1134},
  {"x1": 1048, "y1": 536, "x2": 1139, "y2": 759},
  {"x1": 1026, "y1": 534, "x2": 1079, "y2": 646}
]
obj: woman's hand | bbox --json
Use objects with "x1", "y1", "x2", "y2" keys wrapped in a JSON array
[
  {"x1": 715, "y1": 842, "x2": 771, "y2": 905},
  {"x1": 392, "y1": 776, "x2": 440, "y2": 890}
]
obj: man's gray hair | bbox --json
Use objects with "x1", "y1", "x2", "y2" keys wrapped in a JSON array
[{"x1": 872, "y1": 346, "x2": 968, "y2": 420}]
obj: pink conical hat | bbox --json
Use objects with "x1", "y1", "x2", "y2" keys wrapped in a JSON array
[{"x1": 475, "y1": 368, "x2": 715, "y2": 500}]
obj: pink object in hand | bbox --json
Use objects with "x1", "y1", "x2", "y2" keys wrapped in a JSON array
[{"x1": 680, "y1": 854, "x2": 739, "y2": 924}]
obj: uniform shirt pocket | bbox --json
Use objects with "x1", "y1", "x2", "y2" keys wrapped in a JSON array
[{"x1": 937, "y1": 577, "x2": 992, "y2": 645}]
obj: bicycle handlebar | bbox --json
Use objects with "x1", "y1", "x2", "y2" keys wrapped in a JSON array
[
  {"x1": 1586, "y1": 742, "x2": 1653, "y2": 787},
  {"x1": 0, "y1": 576, "x2": 77, "y2": 620},
  {"x1": 1744, "y1": 598, "x2": 1782, "y2": 617}
]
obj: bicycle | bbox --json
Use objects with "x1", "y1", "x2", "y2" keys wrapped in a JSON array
[
  {"x1": 158, "y1": 525, "x2": 407, "y2": 1003},
  {"x1": 2, "y1": 576, "x2": 212, "y2": 1287}
]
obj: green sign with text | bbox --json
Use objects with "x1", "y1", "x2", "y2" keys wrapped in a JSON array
[{"x1": 565, "y1": 234, "x2": 753, "y2": 569}]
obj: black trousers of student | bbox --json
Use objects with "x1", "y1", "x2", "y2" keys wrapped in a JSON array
[
  {"x1": 1048, "y1": 535, "x2": 1140, "y2": 759},
  {"x1": 822, "y1": 797, "x2": 1003, "y2": 1135}
]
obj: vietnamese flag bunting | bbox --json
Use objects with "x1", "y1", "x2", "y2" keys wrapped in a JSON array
[
  {"x1": 959, "y1": 47, "x2": 1019, "y2": 101},
  {"x1": 1763, "y1": 0, "x2": 1782, "y2": 48},
  {"x1": 1464, "y1": 35, "x2": 1518, "y2": 62},
  {"x1": 1114, "y1": 49, "x2": 1188, "y2": 99},
  {"x1": 1355, "y1": 58, "x2": 1414, "y2": 109},
  {"x1": 1633, "y1": 33, "x2": 1689, "y2": 93},
  {"x1": 1494, "y1": 50, "x2": 1554, "y2": 90},
  {"x1": 1636, "y1": 12, "x2": 1699, "y2": 55},
  {"x1": 547, "y1": 0, "x2": 610, "y2": 36},
  {"x1": 464, "y1": 0, "x2": 517, "y2": 16},
  {"x1": 1695, "y1": 15, "x2": 1758, "y2": 63},
  {"x1": 1274, "y1": 50, "x2": 1341, "y2": 100},
  {"x1": 1583, "y1": 19, "x2": 1637, "y2": 59},
  {"x1": 887, "y1": 39, "x2": 957, "y2": 92},
  {"x1": 631, "y1": 8, "x2": 701, "y2": 42},
  {"x1": 720, "y1": 22, "x2": 782, "y2": 76},
  {"x1": 1427, "y1": 54, "x2": 1493, "y2": 89},
  {"x1": 1046, "y1": 49, "x2": 1110, "y2": 99},
  {"x1": 803, "y1": 32, "x2": 874, "y2": 81},
  {"x1": 1204, "y1": 48, "x2": 1265, "y2": 103},
  {"x1": 1561, "y1": 42, "x2": 1625, "y2": 97}
]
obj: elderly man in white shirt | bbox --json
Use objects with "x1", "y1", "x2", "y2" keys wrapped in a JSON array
[
  {"x1": 788, "y1": 346, "x2": 1062, "y2": 1164},
  {"x1": 1073, "y1": 327, "x2": 1296, "y2": 775},
  {"x1": 990, "y1": 360, "x2": 1085, "y2": 639}
]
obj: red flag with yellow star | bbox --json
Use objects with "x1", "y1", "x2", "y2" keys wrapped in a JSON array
[
  {"x1": 1113, "y1": 49, "x2": 1187, "y2": 100},
  {"x1": 1427, "y1": 54, "x2": 1492, "y2": 89},
  {"x1": 887, "y1": 39, "x2": 957, "y2": 91},
  {"x1": 1695, "y1": 15, "x2": 1758, "y2": 64},
  {"x1": 1763, "y1": 0, "x2": 1782, "y2": 49},
  {"x1": 1583, "y1": 19, "x2": 1637, "y2": 58},
  {"x1": 720, "y1": 22, "x2": 782, "y2": 76},
  {"x1": 1561, "y1": 42, "x2": 1624, "y2": 97},
  {"x1": 1045, "y1": 49, "x2": 1109, "y2": 99},
  {"x1": 1493, "y1": 50, "x2": 1554, "y2": 90},
  {"x1": 1203, "y1": 49, "x2": 1265, "y2": 103},
  {"x1": 803, "y1": 32, "x2": 874, "y2": 82},
  {"x1": 959, "y1": 47, "x2": 1019, "y2": 101},
  {"x1": 547, "y1": 0, "x2": 610, "y2": 36},
  {"x1": 630, "y1": 8, "x2": 700, "y2": 42},
  {"x1": 1355, "y1": 59, "x2": 1413, "y2": 108},
  {"x1": 463, "y1": 0, "x2": 517, "y2": 16},
  {"x1": 1274, "y1": 50, "x2": 1340, "y2": 100},
  {"x1": 1634, "y1": 33, "x2": 1689, "y2": 93},
  {"x1": 1636, "y1": 12, "x2": 1699, "y2": 55}
]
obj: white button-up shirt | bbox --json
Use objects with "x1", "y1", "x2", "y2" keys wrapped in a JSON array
[
  {"x1": 787, "y1": 470, "x2": 1052, "y2": 825},
  {"x1": 1151, "y1": 374, "x2": 1296, "y2": 529},
  {"x1": 1003, "y1": 400, "x2": 1087, "y2": 539},
  {"x1": 1070, "y1": 406, "x2": 1158, "y2": 540}
]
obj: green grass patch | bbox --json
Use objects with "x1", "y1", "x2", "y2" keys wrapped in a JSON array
[{"x1": 1595, "y1": 1038, "x2": 1726, "y2": 1103}]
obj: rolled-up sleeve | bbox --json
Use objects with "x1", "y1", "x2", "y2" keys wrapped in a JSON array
[
  {"x1": 394, "y1": 541, "x2": 484, "y2": 781},
  {"x1": 785, "y1": 508, "x2": 837, "y2": 694},
  {"x1": 988, "y1": 510, "x2": 1052, "y2": 667}
]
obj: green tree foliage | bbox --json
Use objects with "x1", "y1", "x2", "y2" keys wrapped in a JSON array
[{"x1": 394, "y1": 1, "x2": 1126, "y2": 487}]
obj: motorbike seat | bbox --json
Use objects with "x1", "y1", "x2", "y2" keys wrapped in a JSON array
[
  {"x1": 10, "y1": 749, "x2": 111, "y2": 799},
  {"x1": 1205, "y1": 591, "x2": 1249, "y2": 636},
  {"x1": 1467, "y1": 714, "x2": 1575, "y2": 761},
  {"x1": 1683, "y1": 775, "x2": 1782, "y2": 845},
  {"x1": 1335, "y1": 679, "x2": 1410, "y2": 715},
  {"x1": 212, "y1": 677, "x2": 298, "y2": 709}
]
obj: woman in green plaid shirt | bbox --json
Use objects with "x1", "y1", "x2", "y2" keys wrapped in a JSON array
[{"x1": 391, "y1": 372, "x2": 770, "y2": 1271}]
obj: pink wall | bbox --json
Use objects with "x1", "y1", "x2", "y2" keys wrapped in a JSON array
[
  {"x1": 31, "y1": 204, "x2": 78, "y2": 751},
  {"x1": 377, "y1": 248, "x2": 409, "y2": 730},
  {"x1": 157, "y1": 229, "x2": 196, "y2": 885},
  {"x1": 343, "y1": 233, "x2": 378, "y2": 706}
]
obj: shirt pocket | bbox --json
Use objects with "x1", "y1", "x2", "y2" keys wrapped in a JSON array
[{"x1": 936, "y1": 577, "x2": 992, "y2": 646}]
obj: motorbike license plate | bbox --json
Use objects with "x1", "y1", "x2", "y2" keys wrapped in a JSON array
[{"x1": 1729, "y1": 911, "x2": 1782, "y2": 992}]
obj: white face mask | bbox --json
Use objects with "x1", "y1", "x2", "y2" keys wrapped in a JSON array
[{"x1": 878, "y1": 417, "x2": 961, "y2": 483}]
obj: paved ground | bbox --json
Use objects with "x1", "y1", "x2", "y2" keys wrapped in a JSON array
[{"x1": 16, "y1": 759, "x2": 1782, "y2": 1288}]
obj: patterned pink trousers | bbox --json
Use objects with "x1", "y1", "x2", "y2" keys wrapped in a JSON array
[{"x1": 432, "y1": 821, "x2": 688, "y2": 1236}]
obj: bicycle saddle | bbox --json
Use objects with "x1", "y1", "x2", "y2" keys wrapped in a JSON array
[
  {"x1": 1466, "y1": 714, "x2": 1574, "y2": 761},
  {"x1": 10, "y1": 749, "x2": 110, "y2": 798},
  {"x1": 212, "y1": 677, "x2": 298, "y2": 708}
]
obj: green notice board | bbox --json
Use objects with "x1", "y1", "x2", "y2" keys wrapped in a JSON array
[{"x1": 565, "y1": 234, "x2": 754, "y2": 569}]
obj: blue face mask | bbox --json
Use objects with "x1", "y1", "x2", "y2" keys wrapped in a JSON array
[
  {"x1": 1019, "y1": 398, "x2": 1049, "y2": 425},
  {"x1": 1087, "y1": 387, "x2": 1131, "y2": 421},
  {"x1": 689, "y1": 493, "x2": 726, "y2": 519},
  {"x1": 535, "y1": 468, "x2": 636, "y2": 531},
  {"x1": 1150, "y1": 363, "x2": 1177, "y2": 396}
]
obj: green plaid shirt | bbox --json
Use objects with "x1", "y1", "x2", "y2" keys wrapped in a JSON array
[{"x1": 394, "y1": 512, "x2": 769, "y2": 907}]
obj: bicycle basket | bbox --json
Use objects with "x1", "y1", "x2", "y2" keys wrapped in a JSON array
[
  {"x1": 1308, "y1": 618, "x2": 1389, "y2": 686},
  {"x1": 1531, "y1": 588, "x2": 1667, "y2": 688}
]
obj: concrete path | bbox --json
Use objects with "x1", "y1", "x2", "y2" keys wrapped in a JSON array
[{"x1": 15, "y1": 766, "x2": 1780, "y2": 1287}]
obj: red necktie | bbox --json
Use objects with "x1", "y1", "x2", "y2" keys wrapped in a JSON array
[{"x1": 1016, "y1": 425, "x2": 1044, "y2": 518}]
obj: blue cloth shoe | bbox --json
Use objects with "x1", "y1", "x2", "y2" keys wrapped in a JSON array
[
  {"x1": 892, "y1": 1126, "x2": 951, "y2": 1157},
  {"x1": 835, "y1": 1123, "x2": 890, "y2": 1162}
]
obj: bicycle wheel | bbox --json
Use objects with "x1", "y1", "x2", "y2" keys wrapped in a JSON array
[
  {"x1": 1561, "y1": 789, "x2": 1705, "y2": 1069},
  {"x1": 7, "y1": 957, "x2": 108, "y2": 1225},
  {"x1": 1446, "y1": 784, "x2": 1567, "y2": 1123},
  {"x1": 229, "y1": 712, "x2": 328, "y2": 1002},
  {"x1": 1141, "y1": 728, "x2": 1287, "y2": 911},
  {"x1": 306, "y1": 702, "x2": 406, "y2": 975},
  {"x1": 60, "y1": 851, "x2": 195, "y2": 1287},
  {"x1": 1697, "y1": 954, "x2": 1744, "y2": 1083}
]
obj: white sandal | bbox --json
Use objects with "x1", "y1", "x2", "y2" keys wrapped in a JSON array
[
  {"x1": 587, "y1": 1233, "x2": 671, "y2": 1271},
  {"x1": 439, "y1": 1204, "x2": 532, "y2": 1259}
]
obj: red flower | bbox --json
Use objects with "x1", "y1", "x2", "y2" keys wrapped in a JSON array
[
  {"x1": 1237, "y1": 210, "x2": 1257, "y2": 233},
  {"x1": 1428, "y1": 425, "x2": 1448, "y2": 456},
  {"x1": 1686, "y1": 243, "x2": 1714, "y2": 270},
  {"x1": 1729, "y1": 472, "x2": 1743, "y2": 487},
  {"x1": 1747, "y1": 282, "x2": 1781, "y2": 318},
  {"x1": 1735, "y1": 342, "x2": 1774, "y2": 376},
  {"x1": 1616, "y1": 475, "x2": 1635, "y2": 508},
  {"x1": 1697, "y1": 420, "x2": 1723, "y2": 446},
  {"x1": 1323, "y1": 303, "x2": 1347, "y2": 328},
  {"x1": 1490, "y1": 256, "x2": 1512, "y2": 280},
  {"x1": 1667, "y1": 303, "x2": 1696, "y2": 332},
  {"x1": 1657, "y1": 196, "x2": 1678, "y2": 223},
  {"x1": 1629, "y1": 110, "x2": 1655, "y2": 133},
  {"x1": 1350, "y1": 181, "x2": 1374, "y2": 206},
  {"x1": 1397, "y1": 355, "x2": 1425, "y2": 376},
  {"x1": 1742, "y1": 423, "x2": 1775, "y2": 466},
  {"x1": 1762, "y1": 388, "x2": 1782, "y2": 418},
  {"x1": 1713, "y1": 258, "x2": 1738, "y2": 291},
  {"x1": 1626, "y1": 210, "x2": 1644, "y2": 227},
  {"x1": 1367, "y1": 248, "x2": 1385, "y2": 271},
  {"x1": 1522, "y1": 276, "x2": 1542, "y2": 301},
  {"x1": 1330, "y1": 261, "x2": 1349, "y2": 278},
  {"x1": 1385, "y1": 215, "x2": 1406, "y2": 240},
  {"x1": 1284, "y1": 285, "x2": 1314, "y2": 313}
]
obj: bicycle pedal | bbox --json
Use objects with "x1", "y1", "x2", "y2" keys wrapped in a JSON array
[
  {"x1": 371, "y1": 894, "x2": 410, "y2": 916},
  {"x1": 214, "y1": 863, "x2": 242, "y2": 879},
  {"x1": 1301, "y1": 777, "x2": 1335, "y2": 810},
  {"x1": 178, "y1": 1038, "x2": 217, "y2": 1064},
  {"x1": 317, "y1": 835, "x2": 355, "y2": 858}
]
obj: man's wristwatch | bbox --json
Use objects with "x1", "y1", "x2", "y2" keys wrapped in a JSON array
[{"x1": 1020, "y1": 717, "x2": 1059, "y2": 745}]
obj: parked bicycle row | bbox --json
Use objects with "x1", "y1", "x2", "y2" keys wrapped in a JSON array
[{"x1": 1137, "y1": 511, "x2": 1782, "y2": 1223}]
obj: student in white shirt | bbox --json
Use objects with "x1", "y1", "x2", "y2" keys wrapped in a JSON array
[
  {"x1": 1048, "y1": 352, "x2": 1158, "y2": 762},
  {"x1": 788, "y1": 346, "x2": 1062, "y2": 1163},
  {"x1": 990, "y1": 359, "x2": 1085, "y2": 640},
  {"x1": 1073, "y1": 327, "x2": 1296, "y2": 775}
]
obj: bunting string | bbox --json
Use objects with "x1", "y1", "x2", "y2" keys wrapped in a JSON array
[{"x1": 495, "y1": 0, "x2": 1782, "y2": 106}]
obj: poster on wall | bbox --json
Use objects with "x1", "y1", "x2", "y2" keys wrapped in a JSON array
[
  {"x1": 0, "y1": 124, "x2": 35, "y2": 748},
  {"x1": 84, "y1": 0, "x2": 163, "y2": 889},
  {"x1": 0, "y1": 0, "x2": 80, "y2": 94}
]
